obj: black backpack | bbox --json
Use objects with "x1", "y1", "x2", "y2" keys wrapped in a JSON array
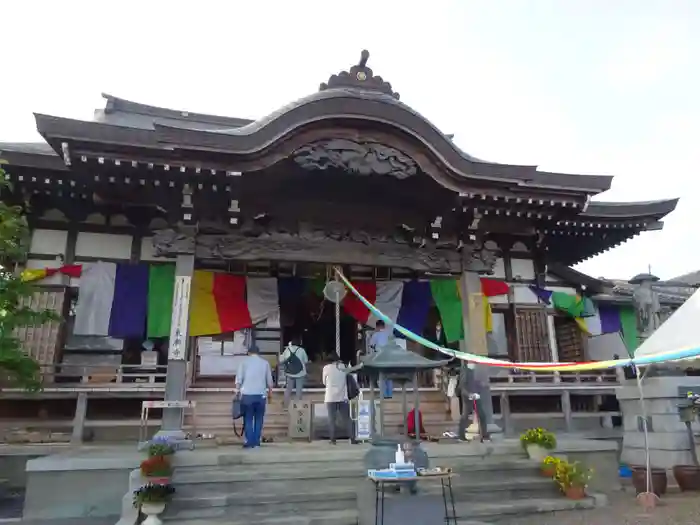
[
  {"x1": 284, "y1": 346, "x2": 304, "y2": 376},
  {"x1": 346, "y1": 373, "x2": 360, "y2": 400}
]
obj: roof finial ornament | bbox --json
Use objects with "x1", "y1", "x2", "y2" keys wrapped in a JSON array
[
  {"x1": 319, "y1": 50, "x2": 400, "y2": 100},
  {"x1": 358, "y1": 49, "x2": 370, "y2": 68}
]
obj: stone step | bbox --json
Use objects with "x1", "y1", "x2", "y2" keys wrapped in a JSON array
[
  {"x1": 172, "y1": 473, "x2": 559, "y2": 502},
  {"x1": 164, "y1": 507, "x2": 358, "y2": 525},
  {"x1": 164, "y1": 494, "x2": 602, "y2": 524},
  {"x1": 456, "y1": 495, "x2": 603, "y2": 520},
  {"x1": 173, "y1": 457, "x2": 539, "y2": 485},
  {"x1": 189, "y1": 411, "x2": 452, "y2": 426},
  {"x1": 164, "y1": 485, "x2": 357, "y2": 519}
]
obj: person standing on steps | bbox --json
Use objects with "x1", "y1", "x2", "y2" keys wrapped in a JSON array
[
  {"x1": 279, "y1": 334, "x2": 308, "y2": 408},
  {"x1": 368, "y1": 320, "x2": 393, "y2": 398},
  {"x1": 234, "y1": 344, "x2": 273, "y2": 449},
  {"x1": 323, "y1": 355, "x2": 363, "y2": 445},
  {"x1": 456, "y1": 361, "x2": 490, "y2": 442}
]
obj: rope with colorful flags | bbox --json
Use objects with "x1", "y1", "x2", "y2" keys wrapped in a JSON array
[{"x1": 334, "y1": 268, "x2": 700, "y2": 372}]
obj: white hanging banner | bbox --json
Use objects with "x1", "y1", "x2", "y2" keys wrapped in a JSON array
[{"x1": 168, "y1": 275, "x2": 192, "y2": 360}]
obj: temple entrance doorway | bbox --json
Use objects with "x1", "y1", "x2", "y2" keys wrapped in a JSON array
[{"x1": 280, "y1": 284, "x2": 359, "y2": 388}]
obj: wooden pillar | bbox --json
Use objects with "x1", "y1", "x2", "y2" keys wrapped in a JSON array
[
  {"x1": 70, "y1": 392, "x2": 88, "y2": 446},
  {"x1": 499, "y1": 392, "x2": 512, "y2": 437},
  {"x1": 160, "y1": 253, "x2": 195, "y2": 437},
  {"x1": 546, "y1": 314, "x2": 559, "y2": 362},
  {"x1": 401, "y1": 379, "x2": 409, "y2": 436},
  {"x1": 459, "y1": 244, "x2": 500, "y2": 434},
  {"x1": 413, "y1": 372, "x2": 421, "y2": 442},
  {"x1": 369, "y1": 377, "x2": 377, "y2": 440},
  {"x1": 561, "y1": 390, "x2": 573, "y2": 432},
  {"x1": 378, "y1": 372, "x2": 385, "y2": 438}
]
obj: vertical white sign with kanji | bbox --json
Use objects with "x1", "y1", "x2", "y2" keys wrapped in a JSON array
[{"x1": 168, "y1": 275, "x2": 192, "y2": 360}]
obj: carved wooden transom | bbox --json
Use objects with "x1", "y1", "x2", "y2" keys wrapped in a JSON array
[{"x1": 293, "y1": 139, "x2": 418, "y2": 179}]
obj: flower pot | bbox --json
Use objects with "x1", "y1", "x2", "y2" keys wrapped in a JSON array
[
  {"x1": 140, "y1": 502, "x2": 166, "y2": 525},
  {"x1": 631, "y1": 467, "x2": 667, "y2": 496},
  {"x1": 673, "y1": 465, "x2": 700, "y2": 492},
  {"x1": 145, "y1": 476, "x2": 171, "y2": 485},
  {"x1": 525, "y1": 444, "x2": 548, "y2": 462},
  {"x1": 564, "y1": 485, "x2": 586, "y2": 500},
  {"x1": 541, "y1": 465, "x2": 556, "y2": 477}
]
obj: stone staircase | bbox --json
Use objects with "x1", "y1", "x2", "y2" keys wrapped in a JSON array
[
  {"x1": 161, "y1": 441, "x2": 604, "y2": 524},
  {"x1": 185, "y1": 388, "x2": 453, "y2": 442}
]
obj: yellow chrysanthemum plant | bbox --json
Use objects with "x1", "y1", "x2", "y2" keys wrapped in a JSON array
[
  {"x1": 519, "y1": 427, "x2": 557, "y2": 451},
  {"x1": 540, "y1": 455, "x2": 561, "y2": 477},
  {"x1": 554, "y1": 460, "x2": 594, "y2": 491}
]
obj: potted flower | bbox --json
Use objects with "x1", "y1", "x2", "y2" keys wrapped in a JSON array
[
  {"x1": 133, "y1": 483, "x2": 175, "y2": 525},
  {"x1": 541, "y1": 456, "x2": 560, "y2": 477},
  {"x1": 554, "y1": 460, "x2": 593, "y2": 500},
  {"x1": 147, "y1": 436, "x2": 176, "y2": 457},
  {"x1": 519, "y1": 428, "x2": 556, "y2": 461},
  {"x1": 140, "y1": 455, "x2": 173, "y2": 484},
  {"x1": 673, "y1": 392, "x2": 700, "y2": 491}
]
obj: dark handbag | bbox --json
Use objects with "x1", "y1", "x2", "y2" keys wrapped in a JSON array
[
  {"x1": 346, "y1": 373, "x2": 360, "y2": 400},
  {"x1": 232, "y1": 396, "x2": 244, "y2": 437}
]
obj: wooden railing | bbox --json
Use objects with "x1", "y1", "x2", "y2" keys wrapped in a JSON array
[
  {"x1": 490, "y1": 369, "x2": 619, "y2": 385},
  {"x1": 31, "y1": 363, "x2": 168, "y2": 387}
]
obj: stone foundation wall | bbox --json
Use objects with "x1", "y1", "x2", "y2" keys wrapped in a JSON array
[{"x1": 617, "y1": 376, "x2": 700, "y2": 469}]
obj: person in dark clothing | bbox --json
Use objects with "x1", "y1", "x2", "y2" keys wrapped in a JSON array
[{"x1": 456, "y1": 362, "x2": 490, "y2": 442}]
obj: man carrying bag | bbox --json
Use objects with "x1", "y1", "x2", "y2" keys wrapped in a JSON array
[
  {"x1": 234, "y1": 344, "x2": 273, "y2": 449},
  {"x1": 279, "y1": 335, "x2": 309, "y2": 408}
]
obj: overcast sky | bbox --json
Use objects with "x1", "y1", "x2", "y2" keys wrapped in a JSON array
[{"x1": 2, "y1": 1, "x2": 698, "y2": 281}]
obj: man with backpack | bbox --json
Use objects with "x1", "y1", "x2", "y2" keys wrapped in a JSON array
[{"x1": 279, "y1": 334, "x2": 309, "y2": 408}]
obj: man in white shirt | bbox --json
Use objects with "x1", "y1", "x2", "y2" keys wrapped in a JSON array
[
  {"x1": 234, "y1": 344, "x2": 273, "y2": 448},
  {"x1": 322, "y1": 356, "x2": 362, "y2": 444},
  {"x1": 368, "y1": 320, "x2": 390, "y2": 352},
  {"x1": 368, "y1": 320, "x2": 393, "y2": 398},
  {"x1": 279, "y1": 334, "x2": 309, "y2": 408}
]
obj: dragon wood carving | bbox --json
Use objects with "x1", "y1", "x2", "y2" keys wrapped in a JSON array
[
  {"x1": 152, "y1": 227, "x2": 462, "y2": 272},
  {"x1": 293, "y1": 139, "x2": 418, "y2": 179}
]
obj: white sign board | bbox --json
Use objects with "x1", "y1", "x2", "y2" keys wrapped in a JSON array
[
  {"x1": 168, "y1": 275, "x2": 192, "y2": 360},
  {"x1": 355, "y1": 394, "x2": 381, "y2": 441},
  {"x1": 356, "y1": 398, "x2": 372, "y2": 441}
]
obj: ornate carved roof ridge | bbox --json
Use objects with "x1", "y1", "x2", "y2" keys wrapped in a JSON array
[{"x1": 319, "y1": 50, "x2": 400, "y2": 100}]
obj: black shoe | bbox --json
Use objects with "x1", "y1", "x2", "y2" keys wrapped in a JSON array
[{"x1": 330, "y1": 439, "x2": 337, "y2": 445}]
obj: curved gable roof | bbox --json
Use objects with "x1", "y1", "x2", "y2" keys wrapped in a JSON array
[{"x1": 95, "y1": 93, "x2": 253, "y2": 131}]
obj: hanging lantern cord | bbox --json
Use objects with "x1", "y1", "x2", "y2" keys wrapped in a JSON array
[{"x1": 335, "y1": 289, "x2": 341, "y2": 358}]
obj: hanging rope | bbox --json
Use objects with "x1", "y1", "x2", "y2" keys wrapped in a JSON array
[
  {"x1": 335, "y1": 279, "x2": 341, "y2": 358},
  {"x1": 333, "y1": 266, "x2": 700, "y2": 371}
]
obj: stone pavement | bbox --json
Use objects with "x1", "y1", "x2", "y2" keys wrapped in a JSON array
[{"x1": 506, "y1": 491, "x2": 700, "y2": 525}]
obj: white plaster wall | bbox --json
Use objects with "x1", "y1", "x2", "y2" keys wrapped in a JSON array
[
  {"x1": 29, "y1": 229, "x2": 67, "y2": 255},
  {"x1": 587, "y1": 332, "x2": 627, "y2": 361},
  {"x1": 490, "y1": 312, "x2": 509, "y2": 356},
  {"x1": 491, "y1": 257, "x2": 506, "y2": 279},
  {"x1": 75, "y1": 232, "x2": 132, "y2": 260},
  {"x1": 547, "y1": 285, "x2": 578, "y2": 295},
  {"x1": 511, "y1": 241, "x2": 529, "y2": 253},
  {"x1": 511, "y1": 284, "x2": 539, "y2": 304},
  {"x1": 510, "y1": 258, "x2": 535, "y2": 280},
  {"x1": 488, "y1": 293, "x2": 509, "y2": 305},
  {"x1": 140, "y1": 236, "x2": 161, "y2": 262}
]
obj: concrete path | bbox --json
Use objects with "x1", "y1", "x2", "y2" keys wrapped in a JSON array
[{"x1": 507, "y1": 491, "x2": 700, "y2": 525}]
